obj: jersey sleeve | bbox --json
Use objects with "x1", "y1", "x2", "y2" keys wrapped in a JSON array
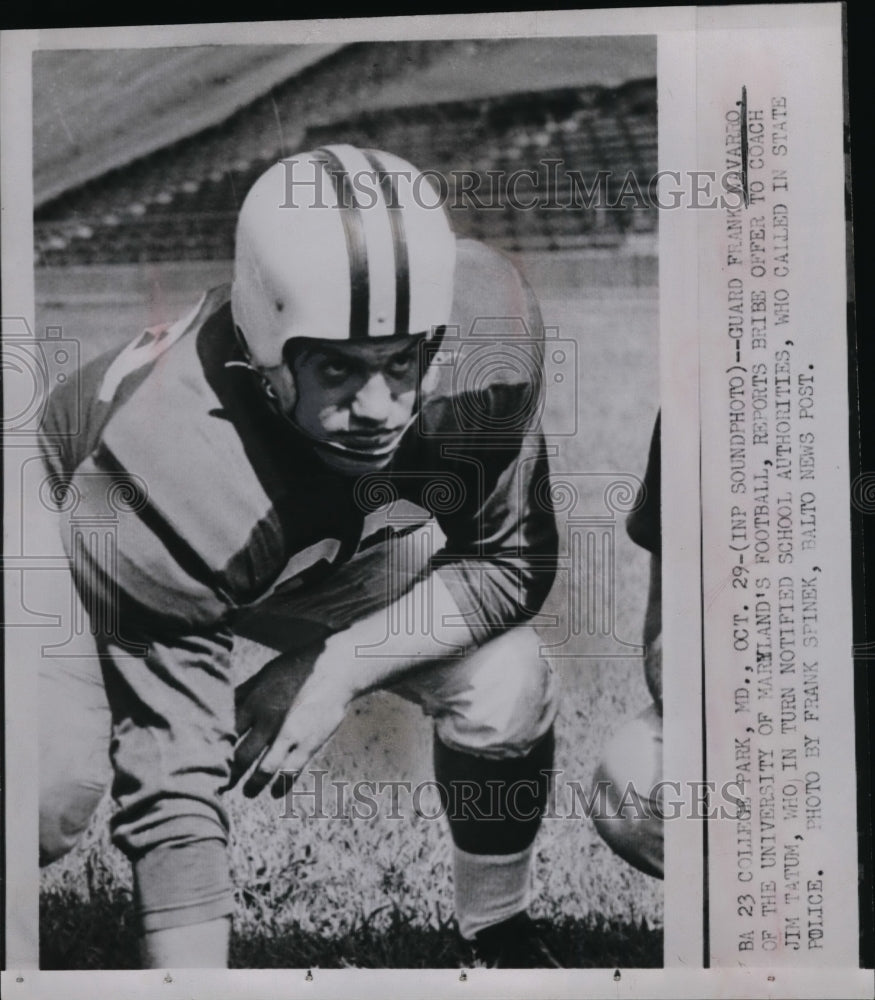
[
  {"x1": 402, "y1": 238, "x2": 559, "y2": 644},
  {"x1": 35, "y1": 294, "x2": 248, "y2": 635},
  {"x1": 416, "y1": 385, "x2": 558, "y2": 645},
  {"x1": 38, "y1": 366, "x2": 83, "y2": 483},
  {"x1": 37, "y1": 342, "x2": 130, "y2": 487}
]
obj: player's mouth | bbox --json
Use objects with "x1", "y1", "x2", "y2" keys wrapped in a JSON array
[{"x1": 332, "y1": 429, "x2": 406, "y2": 453}]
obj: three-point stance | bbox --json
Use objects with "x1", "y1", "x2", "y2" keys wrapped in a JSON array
[{"x1": 39, "y1": 146, "x2": 560, "y2": 967}]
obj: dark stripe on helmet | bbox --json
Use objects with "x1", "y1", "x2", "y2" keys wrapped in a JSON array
[
  {"x1": 314, "y1": 148, "x2": 370, "y2": 340},
  {"x1": 362, "y1": 149, "x2": 410, "y2": 335}
]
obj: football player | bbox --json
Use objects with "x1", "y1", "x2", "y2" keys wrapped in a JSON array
[
  {"x1": 38, "y1": 145, "x2": 561, "y2": 967},
  {"x1": 591, "y1": 416, "x2": 663, "y2": 878}
]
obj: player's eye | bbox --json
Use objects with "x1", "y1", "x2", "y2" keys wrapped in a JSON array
[
  {"x1": 386, "y1": 350, "x2": 416, "y2": 378},
  {"x1": 319, "y1": 358, "x2": 353, "y2": 383}
]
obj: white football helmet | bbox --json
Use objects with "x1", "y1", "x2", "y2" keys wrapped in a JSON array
[{"x1": 231, "y1": 144, "x2": 456, "y2": 367}]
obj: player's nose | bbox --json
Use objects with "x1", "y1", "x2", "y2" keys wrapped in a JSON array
[{"x1": 350, "y1": 372, "x2": 393, "y2": 424}]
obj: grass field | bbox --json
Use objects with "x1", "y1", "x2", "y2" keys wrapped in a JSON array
[{"x1": 37, "y1": 248, "x2": 662, "y2": 969}]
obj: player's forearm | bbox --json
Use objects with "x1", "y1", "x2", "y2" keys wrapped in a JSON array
[
  {"x1": 317, "y1": 571, "x2": 476, "y2": 699},
  {"x1": 233, "y1": 567, "x2": 528, "y2": 798}
]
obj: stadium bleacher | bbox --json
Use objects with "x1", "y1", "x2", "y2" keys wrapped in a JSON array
[{"x1": 34, "y1": 41, "x2": 656, "y2": 267}]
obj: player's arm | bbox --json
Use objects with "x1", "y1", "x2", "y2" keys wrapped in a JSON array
[
  {"x1": 236, "y1": 398, "x2": 558, "y2": 797},
  {"x1": 429, "y1": 403, "x2": 558, "y2": 645},
  {"x1": 236, "y1": 571, "x2": 473, "y2": 797}
]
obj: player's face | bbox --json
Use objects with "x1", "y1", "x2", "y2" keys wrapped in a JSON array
[{"x1": 288, "y1": 334, "x2": 425, "y2": 465}]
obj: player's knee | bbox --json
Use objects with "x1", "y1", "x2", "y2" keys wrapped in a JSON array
[
  {"x1": 39, "y1": 777, "x2": 105, "y2": 866},
  {"x1": 591, "y1": 705, "x2": 664, "y2": 879},
  {"x1": 440, "y1": 629, "x2": 558, "y2": 758}
]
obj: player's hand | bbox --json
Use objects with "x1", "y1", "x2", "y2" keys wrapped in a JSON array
[
  {"x1": 227, "y1": 637, "x2": 329, "y2": 793},
  {"x1": 243, "y1": 666, "x2": 354, "y2": 799}
]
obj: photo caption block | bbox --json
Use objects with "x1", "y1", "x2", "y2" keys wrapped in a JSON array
[{"x1": 697, "y1": 12, "x2": 858, "y2": 967}]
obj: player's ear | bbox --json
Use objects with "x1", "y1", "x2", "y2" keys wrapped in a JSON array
[
  {"x1": 262, "y1": 364, "x2": 297, "y2": 415},
  {"x1": 419, "y1": 325, "x2": 446, "y2": 397}
]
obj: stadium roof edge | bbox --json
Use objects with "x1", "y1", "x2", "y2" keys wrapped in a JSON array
[
  {"x1": 33, "y1": 44, "x2": 346, "y2": 207},
  {"x1": 34, "y1": 37, "x2": 655, "y2": 219}
]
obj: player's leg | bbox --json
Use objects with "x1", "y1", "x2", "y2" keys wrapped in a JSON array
[
  {"x1": 39, "y1": 634, "x2": 112, "y2": 865},
  {"x1": 236, "y1": 529, "x2": 559, "y2": 962},
  {"x1": 140, "y1": 917, "x2": 231, "y2": 968},
  {"x1": 99, "y1": 628, "x2": 237, "y2": 967},
  {"x1": 393, "y1": 627, "x2": 560, "y2": 963},
  {"x1": 37, "y1": 550, "x2": 113, "y2": 866}
]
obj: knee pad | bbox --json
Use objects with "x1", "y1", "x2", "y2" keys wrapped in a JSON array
[
  {"x1": 435, "y1": 629, "x2": 558, "y2": 759},
  {"x1": 591, "y1": 704, "x2": 663, "y2": 878}
]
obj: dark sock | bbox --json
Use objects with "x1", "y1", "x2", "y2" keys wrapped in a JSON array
[{"x1": 433, "y1": 727, "x2": 555, "y2": 854}]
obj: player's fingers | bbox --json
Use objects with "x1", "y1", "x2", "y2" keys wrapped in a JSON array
[
  {"x1": 270, "y1": 769, "x2": 301, "y2": 799},
  {"x1": 233, "y1": 674, "x2": 261, "y2": 733},
  {"x1": 243, "y1": 759, "x2": 278, "y2": 799},
  {"x1": 269, "y1": 739, "x2": 317, "y2": 797},
  {"x1": 243, "y1": 730, "x2": 295, "y2": 799},
  {"x1": 235, "y1": 697, "x2": 254, "y2": 737},
  {"x1": 234, "y1": 673, "x2": 254, "y2": 706},
  {"x1": 229, "y1": 724, "x2": 272, "y2": 789}
]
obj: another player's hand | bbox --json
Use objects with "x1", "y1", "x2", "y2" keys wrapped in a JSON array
[{"x1": 644, "y1": 631, "x2": 662, "y2": 714}]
